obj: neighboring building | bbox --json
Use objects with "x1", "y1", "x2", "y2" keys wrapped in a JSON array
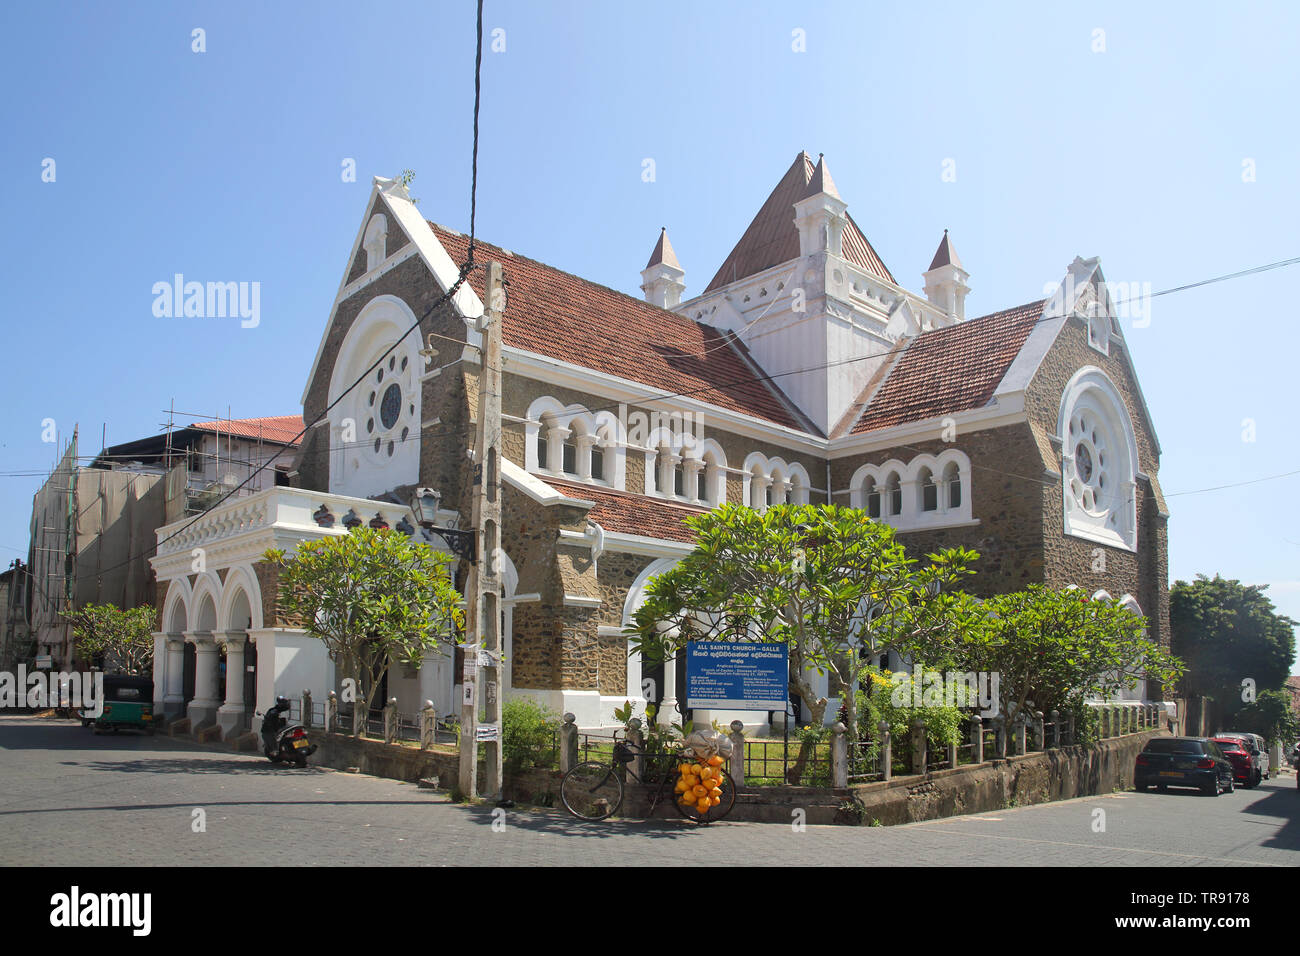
[
  {"x1": 1286, "y1": 677, "x2": 1300, "y2": 720},
  {"x1": 149, "y1": 157, "x2": 1171, "y2": 736},
  {"x1": 0, "y1": 560, "x2": 33, "y2": 672},
  {"x1": 25, "y1": 417, "x2": 302, "y2": 672}
]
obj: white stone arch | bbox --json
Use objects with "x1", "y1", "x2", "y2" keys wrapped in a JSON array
[
  {"x1": 1058, "y1": 366, "x2": 1138, "y2": 551},
  {"x1": 218, "y1": 563, "x2": 264, "y2": 633},
  {"x1": 688, "y1": 437, "x2": 728, "y2": 505},
  {"x1": 784, "y1": 461, "x2": 812, "y2": 505},
  {"x1": 328, "y1": 294, "x2": 423, "y2": 498},
  {"x1": 1091, "y1": 589, "x2": 1114, "y2": 603},
  {"x1": 878, "y1": 459, "x2": 906, "y2": 520},
  {"x1": 526, "y1": 396, "x2": 592, "y2": 478},
  {"x1": 849, "y1": 462, "x2": 883, "y2": 511},
  {"x1": 622, "y1": 557, "x2": 679, "y2": 715},
  {"x1": 190, "y1": 571, "x2": 222, "y2": 632},
  {"x1": 163, "y1": 577, "x2": 192, "y2": 633}
]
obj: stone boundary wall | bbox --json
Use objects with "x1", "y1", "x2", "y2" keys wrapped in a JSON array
[{"x1": 845, "y1": 728, "x2": 1166, "y2": 826}]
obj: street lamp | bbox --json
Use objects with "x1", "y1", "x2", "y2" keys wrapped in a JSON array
[{"x1": 410, "y1": 487, "x2": 477, "y2": 562}]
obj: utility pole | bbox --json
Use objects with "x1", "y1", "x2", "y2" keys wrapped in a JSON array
[{"x1": 458, "y1": 261, "x2": 505, "y2": 800}]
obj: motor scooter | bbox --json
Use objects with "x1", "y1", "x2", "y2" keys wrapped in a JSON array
[{"x1": 257, "y1": 697, "x2": 317, "y2": 768}]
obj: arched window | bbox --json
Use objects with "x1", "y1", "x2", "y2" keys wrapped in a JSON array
[
  {"x1": 918, "y1": 467, "x2": 937, "y2": 512},
  {"x1": 591, "y1": 443, "x2": 605, "y2": 482},
  {"x1": 536, "y1": 428, "x2": 549, "y2": 470},
  {"x1": 363, "y1": 214, "x2": 388, "y2": 271},
  {"x1": 1058, "y1": 367, "x2": 1138, "y2": 551},
  {"x1": 864, "y1": 477, "x2": 880, "y2": 519},
  {"x1": 561, "y1": 435, "x2": 577, "y2": 475},
  {"x1": 885, "y1": 472, "x2": 902, "y2": 517},
  {"x1": 943, "y1": 462, "x2": 961, "y2": 509}
]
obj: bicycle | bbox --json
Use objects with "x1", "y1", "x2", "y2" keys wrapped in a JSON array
[{"x1": 560, "y1": 736, "x2": 737, "y2": 824}]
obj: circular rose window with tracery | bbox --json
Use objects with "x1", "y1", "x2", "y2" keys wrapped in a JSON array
[
  {"x1": 363, "y1": 352, "x2": 413, "y2": 459},
  {"x1": 1068, "y1": 409, "x2": 1109, "y2": 515}
]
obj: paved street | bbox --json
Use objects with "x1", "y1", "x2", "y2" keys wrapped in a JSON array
[{"x1": 2, "y1": 715, "x2": 1297, "y2": 867}]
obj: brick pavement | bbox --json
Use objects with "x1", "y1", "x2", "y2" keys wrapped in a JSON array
[{"x1": 2, "y1": 716, "x2": 1297, "y2": 867}]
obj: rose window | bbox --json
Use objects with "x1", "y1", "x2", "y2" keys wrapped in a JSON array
[
  {"x1": 1068, "y1": 410, "x2": 1109, "y2": 515},
  {"x1": 363, "y1": 353, "x2": 413, "y2": 459}
]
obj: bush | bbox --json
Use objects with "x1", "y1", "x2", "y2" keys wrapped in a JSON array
[{"x1": 501, "y1": 697, "x2": 561, "y2": 774}]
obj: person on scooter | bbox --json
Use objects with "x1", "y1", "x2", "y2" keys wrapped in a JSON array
[{"x1": 261, "y1": 696, "x2": 291, "y2": 755}]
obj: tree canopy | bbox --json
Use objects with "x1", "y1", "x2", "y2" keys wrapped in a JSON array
[
  {"x1": 265, "y1": 527, "x2": 464, "y2": 725},
  {"x1": 68, "y1": 603, "x2": 155, "y2": 676},
  {"x1": 1171, "y1": 574, "x2": 1296, "y2": 727}
]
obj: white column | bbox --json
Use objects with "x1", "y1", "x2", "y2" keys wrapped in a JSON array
[
  {"x1": 185, "y1": 631, "x2": 222, "y2": 729},
  {"x1": 771, "y1": 478, "x2": 790, "y2": 505},
  {"x1": 574, "y1": 434, "x2": 596, "y2": 481},
  {"x1": 752, "y1": 475, "x2": 772, "y2": 510},
  {"x1": 546, "y1": 426, "x2": 570, "y2": 474},
  {"x1": 163, "y1": 635, "x2": 185, "y2": 718},
  {"x1": 216, "y1": 632, "x2": 248, "y2": 738},
  {"x1": 658, "y1": 650, "x2": 680, "y2": 728},
  {"x1": 682, "y1": 458, "x2": 703, "y2": 502}
]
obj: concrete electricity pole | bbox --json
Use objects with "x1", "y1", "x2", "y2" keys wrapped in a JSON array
[{"x1": 459, "y1": 261, "x2": 505, "y2": 800}]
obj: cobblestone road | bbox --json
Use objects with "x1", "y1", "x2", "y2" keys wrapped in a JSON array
[{"x1": 3, "y1": 716, "x2": 1297, "y2": 867}]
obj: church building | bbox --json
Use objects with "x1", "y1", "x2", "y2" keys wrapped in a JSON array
[{"x1": 149, "y1": 152, "x2": 1170, "y2": 735}]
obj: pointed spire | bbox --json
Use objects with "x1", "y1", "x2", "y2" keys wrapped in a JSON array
[
  {"x1": 804, "y1": 152, "x2": 840, "y2": 200},
  {"x1": 928, "y1": 229, "x2": 963, "y2": 272},
  {"x1": 645, "y1": 226, "x2": 681, "y2": 271}
]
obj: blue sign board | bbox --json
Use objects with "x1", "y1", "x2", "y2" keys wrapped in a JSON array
[{"x1": 685, "y1": 643, "x2": 789, "y2": 710}]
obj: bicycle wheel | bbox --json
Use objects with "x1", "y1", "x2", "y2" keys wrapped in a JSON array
[
  {"x1": 560, "y1": 762, "x2": 624, "y2": 821},
  {"x1": 673, "y1": 766, "x2": 736, "y2": 825}
]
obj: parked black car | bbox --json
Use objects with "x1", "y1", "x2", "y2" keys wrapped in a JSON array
[{"x1": 1134, "y1": 736, "x2": 1234, "y2": 796}]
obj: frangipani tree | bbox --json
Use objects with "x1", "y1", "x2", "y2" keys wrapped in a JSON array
[
  {"x1": 952, "y1": 585, "x2": 1183, "y2": 727},
  {"x1": 264, "y1": 527, "x2": 464, "y2": 733},
  {"x1": 626, "y1": 503, "x2": 978, "y2": 773},
  {"x1": 68, "y1": 603, "x2": 155, "y2": 676}
]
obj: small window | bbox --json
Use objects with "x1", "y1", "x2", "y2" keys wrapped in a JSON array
[
  {"x1": 562, "y1": 441, "x2": 576, "y2": 475},
  {"x1": 591, "y1": 445, "x2": 604, "y2": 482},
  {"x1": 864, "y1": 478, "x2": 880, "y2": 519},
  {"x1": 674, "y1": 463, "x2": 684, "y2": 497},
  {"x1": 536, "y1": 432, "x2": 548, "y2": 470},
  {"x1": 654, "y1": 462, "x2": 663, "y2": 493},
  {"x1": 919, "y1": 468, "x2": 937, "y2": 512},
  {"x1": 697, "y1": 468, "x2": 708, "y2": 502},
  {"x1": 944, "y1": 463, "x2": 961, "y2": 509},
  {"x1": 885, "y1": 473, "x2": 902, "y2": 516}
]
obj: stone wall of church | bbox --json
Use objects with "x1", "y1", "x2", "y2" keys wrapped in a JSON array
[
  {"x1": 829, "y1": 425, "x2": 1048, "y2": 597},
  {"x1": 499, "y1": 371, "x2": 824, "y2": 504},
  {"x1": 1024, "y1": 315, "x2": 1170, "y2": 651},
  {"x1": 295, "y1": 237, "x2": 468, "y2": 495}
]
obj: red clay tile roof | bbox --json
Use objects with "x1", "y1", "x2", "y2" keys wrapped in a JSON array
[
  {"x1": 188, "y1": 415, "x2": 304, "y2": 446},
  {"x1": 704, "y1": 152, "x2": 895, "y2": 293},
  {"x1": 541, "y1": 477, "x2": 706, "y2": 544},
  {"x1": 847, "y1": 300, "x2": 1045, "y2": 434},
  {"x1": 430, "y1": 225, "x2": 803, "y2": 430}
]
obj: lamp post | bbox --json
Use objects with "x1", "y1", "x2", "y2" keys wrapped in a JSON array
[{"x1": 410, "y1": 487, "x2": 477, "y2": 562}]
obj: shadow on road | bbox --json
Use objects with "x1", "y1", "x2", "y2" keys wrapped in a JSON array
[{"x1": 460, "y1": 804, "x2": 737, "y2": 841}]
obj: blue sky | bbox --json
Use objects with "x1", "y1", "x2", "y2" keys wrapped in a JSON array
[{"x1": 2, "y1": 1, "x2": 1297, "y2": 661}]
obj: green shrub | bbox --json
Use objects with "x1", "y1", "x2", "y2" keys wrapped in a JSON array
[{"x1": 501, "y1": 697, "x2": 561, "y2": 774}]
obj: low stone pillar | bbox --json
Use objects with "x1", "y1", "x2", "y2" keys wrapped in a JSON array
[
  {"x1": 559, "y1": 713, "x2": 579, "y2": 773},
  {"x1": 1067, "y1": 710, "x2": 1076, "y2": 745},
  {"x1": 831, "y1": 722, "x2": 848, "y2": 788},
  {"x1": 995, "y1": 717, "x2": 1007, "y2": 759},
  {"x1": 420, "y1": 700, "x2": 437, "y2": 750},
  {"x1": 1050, "y1": 710, "x2": 1061, "y2": 748},
  {"x1": 970, "y1": 714, "x2": 984, "y2": 764},
  {"x1": 728, "y1": 720, "x2": 746, "y2": 788},
  {"x1": 1013, "y1": 715, "x2": 1027, "y2": 755},
  {"x1": 352, "y1": 693, "x2": 365, "y2": 738},
  {"x1": 301, "y1": 689, "x2": 313, "y2": 729},
  {"x1": 625, "y1": 717, "x2": 645, "y2": 781},
  {"x1": 327, "y1": 691, "x2": 338, "y2": 734},
  {"x1": 879, "y1": 720, "x2": 892, "y2": 782},
  {"x1": 911, "y1": 717, "x2": 927, "y2": 775},
  {"x1": 383, "y1": 697, "x2": 398, "y2": 743},
  {"x1": 945, "y1": 735, "x2": 958, "y2": 769},
  {"x1": 1033, "y1": 711, "x2": 1045, "y2": 751}
]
